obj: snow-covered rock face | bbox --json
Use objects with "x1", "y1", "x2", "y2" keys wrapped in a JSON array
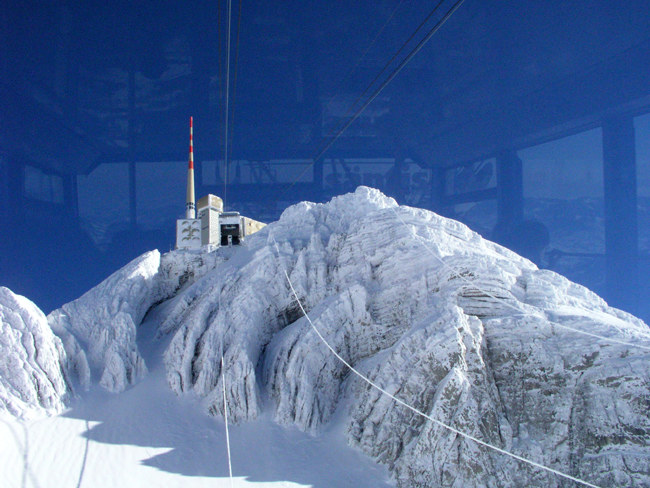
[
  {"x1": 47, "y1": 248, "x2": 224, "y2": 393},
  {"x1": 47, "y1": 251, "x2": 160, "y2": 392},
  {"x1": 0, "y1": 287, "x2": 70, "y2": 418},
  {"x1": 159, "y1": 187, "x2": 650, "y2": 487}
]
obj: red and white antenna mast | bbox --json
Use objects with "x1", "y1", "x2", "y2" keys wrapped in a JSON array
[{"x1": 186, "y1": 116, "x2": 196, "y2": 219}]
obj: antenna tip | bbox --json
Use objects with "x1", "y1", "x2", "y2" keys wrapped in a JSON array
[{"x1": 190, "y1": 116, "x2": 193, "y2": 126}]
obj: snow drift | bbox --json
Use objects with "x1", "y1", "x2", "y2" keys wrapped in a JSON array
[{"x1": 1, "y1": 187, "x2": 649, "y2": 487}]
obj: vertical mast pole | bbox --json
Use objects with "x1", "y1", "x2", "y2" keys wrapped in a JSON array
[{"x1": 186, "y1": 116, "x2": 196, "y2": 219}]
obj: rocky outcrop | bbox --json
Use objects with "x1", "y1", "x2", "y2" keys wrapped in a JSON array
[{"x1": 0, "y1": 287, "x2": 70, "y2": 418}]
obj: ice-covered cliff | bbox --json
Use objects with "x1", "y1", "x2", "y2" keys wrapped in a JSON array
[
  {"x1": 1, "y1": 187, "x2": 649, "y2": 487},
  {"x1": 0, "y1": 287, "x2": 70, "y2": 418}
]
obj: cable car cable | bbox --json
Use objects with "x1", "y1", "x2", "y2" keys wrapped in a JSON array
[
  {"x1": 276, "y1": 0, "x2": 465, "y2": 203},
  {"x1": 221, "y1": 337, "x2": 234, "y2": 487},
  {"x1": 266, "y1": 0, "x2": 650, "y2": 352},
  {"x1": 313, "y1": 0, "x2": 465, "y2": 165},
  {"x1": 316, "y1": 0, "x2": 407, "y2": 129},
  {"x1": 223, "y1": 0, "x2": 233, "y2": 208},
  {"x1": 227, "y1": 0, "x2": 243, "y2": 180},
  {"x1": 317, "y1": 0, "x2": 444, "y2": 145}
]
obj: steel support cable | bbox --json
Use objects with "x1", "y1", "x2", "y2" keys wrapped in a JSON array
[
  {"x1": 217, "y1": 0, "x2": 223, "y2": 96},
  {"x1": 270, "y1": 0, "x2": 405, "y2": 206},
  {"x1": 221, "y1": 338, "x2": 234, "y2": 487},
  {"x1": 217, "y1": 0, "x2": 225, "y2": 184},
  {"x1": 277, "y1": 0, "x2": 465, "y2": 203},
  {"x1": 267, "y1": 231, "x2": 601, "y2": 488},
  {"x1": 271, "y1": 0, "x2": 647, "y2": 349},
  {"x1": 315, "y1": 0, "x2": 444, "y2": 149},
  {"x1": 219, "y1": 2, "x2": 235, "y2": 481},
  {"x1": 313, "y1": 0, "x2": 465, "y2": 164},
  {"x1": 223, "y1": 0, "x2": 233, "y2": 208},
  {"x1": 388, "y1": 205, "x2": 650, "y2": 349},
  {"x1": 315, "y1": 0, "x2": 407, "y2": 129},
  {"x1": 272, "y1": 0, "x2": 650, "y2": 354},
  {"x1": 227, "y1": 0, "x2": 243, "y2": 172}
]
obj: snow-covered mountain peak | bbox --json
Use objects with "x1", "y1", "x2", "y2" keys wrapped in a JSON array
[
  {"x1": 278, "y1": 186, "x2": 398, "y2": 228},
  {"x1": 1, "y1": 187, "x2": 649, "y2": 486},
  {"x1": 158, "y1": 187, "x2": 649, "y2": 486}
]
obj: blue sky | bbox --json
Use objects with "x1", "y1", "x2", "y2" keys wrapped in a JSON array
[{"x1": 2, "y1": 0, "x2": 650, "y2": 320}]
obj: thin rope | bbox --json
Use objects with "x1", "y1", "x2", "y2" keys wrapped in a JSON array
[
  {"x1": 388, "y1": 205, "x2": 650, "y2": 350},
  {"x1": 223, "y1": 0, "x2": 233, "y2": 208},
  {"x1": 268, "y1": 233, "x2": 601, "y2": 488},
  {"x1": 221, "y1": 337, "x2": 234, "y2": 487}
]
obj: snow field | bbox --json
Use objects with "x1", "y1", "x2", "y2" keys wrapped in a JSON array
[
  {"x1": 0, "y1": 302, "x2": 393, "y2": 488},
  {"x1": 0, "y1": 382, "x2": 392, "y2": 488}
]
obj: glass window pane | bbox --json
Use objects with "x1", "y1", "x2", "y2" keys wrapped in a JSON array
[{"x1": 519, "y1": 129, "x2": 605, "y2": 295}]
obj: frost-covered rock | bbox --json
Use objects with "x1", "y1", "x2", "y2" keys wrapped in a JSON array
[
  {"x1": 0, "y1": 287, "x2": 70, "y2": 418},
  {"x1": 157, "y1": 187, "x2": 650, "y2": 487},
  {"x1": 47, "y1": 251, "x2": 159, "y2": 392},
  {"x1": 48, "y1": 249, "x2": 224, "y2": 393}
]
